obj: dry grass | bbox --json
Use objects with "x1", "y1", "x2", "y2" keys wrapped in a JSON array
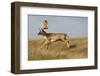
[{"x1": 28, "y1": 37, "x2": 88, "y2": 60}]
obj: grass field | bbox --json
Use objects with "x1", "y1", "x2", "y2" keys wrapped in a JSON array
[{"x1": 28, "y1": 37, "x2": 88, "y2": 60}]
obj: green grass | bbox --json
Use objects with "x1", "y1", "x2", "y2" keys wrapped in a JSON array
[{"x1": 28, "y1": 37, "x2": 88, "y2": 60}]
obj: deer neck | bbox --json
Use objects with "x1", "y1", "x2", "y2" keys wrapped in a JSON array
[{"x1": 42, "y1": 32, "x2": 47, "y2": 36}]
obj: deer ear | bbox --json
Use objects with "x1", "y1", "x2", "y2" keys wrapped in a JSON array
[
  {"x1": 41, "y1": 28, "x2": 44, "y2": 31},
  {"x1": 38, "y1": 28, "x2": 40, "y2": 30},
  {"x1": 40, "y1": 28, "x2": 43, "y2": 31},
  {"x1": 39, "y1": 28, "x2": 44, "y2": 32},
  {"x1": 38, "y1": 28, "x2": 42, "y2": 31}
]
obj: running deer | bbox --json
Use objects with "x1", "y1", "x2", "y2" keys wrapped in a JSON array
[{"x1": 38, "y1": 28, "x2": 70, "y2": 49}]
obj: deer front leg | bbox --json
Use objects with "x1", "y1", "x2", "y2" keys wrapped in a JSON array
[
  {"x1": 41, "y1": 40, "x2": 49, "y2": 49},
  {"x1": 40, "y1": 39, "x2": 45, "y2": 47},
  {"x1": 67, "y1": 40, "x2": 70, "y2": 48},
  {"x1": 64, "y1": 40, "x2": 70, "y2": 48}
]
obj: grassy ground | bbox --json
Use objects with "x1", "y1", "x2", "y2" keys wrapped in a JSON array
[{"x1": 28, "y1": 37, "x2": 88, "y2": 60}]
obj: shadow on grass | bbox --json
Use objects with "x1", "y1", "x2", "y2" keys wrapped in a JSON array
[{"x1": 70, "y1": 44, "x2": 77, "y2": 48}]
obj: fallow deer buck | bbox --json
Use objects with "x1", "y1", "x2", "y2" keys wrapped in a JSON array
[{"x1": 38, "y1": 28, "x2": 70, "y2": 49}]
